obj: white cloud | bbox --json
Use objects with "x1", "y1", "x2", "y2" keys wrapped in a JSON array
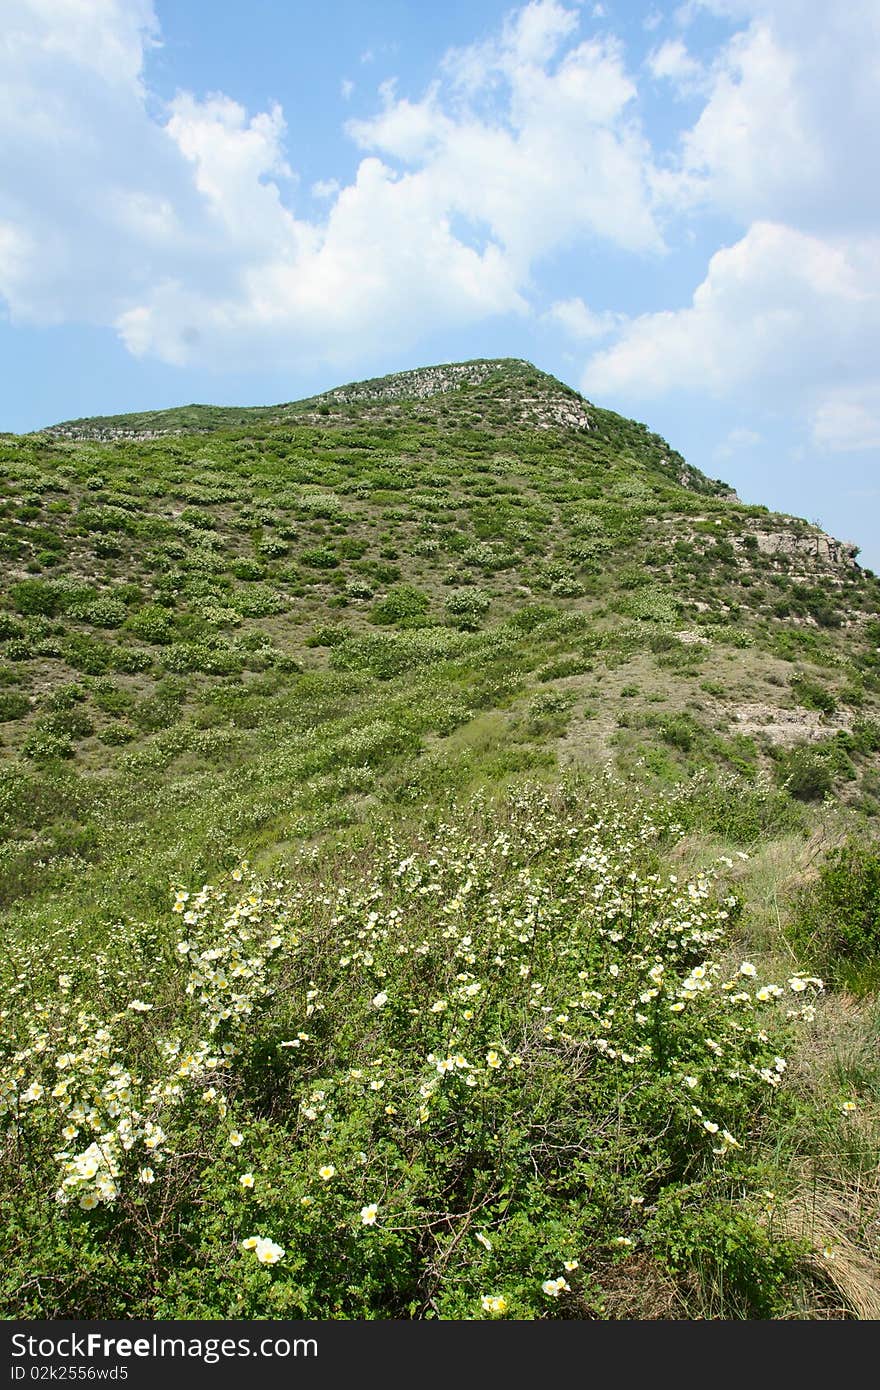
[
  {"x1": 585, "y1": 221, "x2": 880, "y2": 450},
  {"x1": 713, "y1": 426, "x2": 761, "y2": 461},
  {"x1": 812, "y1": 389, "x2": 880, "y2": 454},
  {"x1": 664, "y1": 2, "x2": 880, "y2": 230},
  {"x1": 340, "y1": 78, "x2": 354, "y2": 100},
  {"x1": 545, "y1": 297, "x2": 622, "y2": 341},
  {"x1": 351, "y1": 13, "x2": 661, "y2": 269},
  {"x1": 0, "y1": 0, "x2": 665, "y2": 370},
  {"x1": 647, "y1": 39, "x2": 705, "y2": 94}
]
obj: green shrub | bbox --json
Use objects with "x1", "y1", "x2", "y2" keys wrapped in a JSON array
[
  {"x1": 124, "y1": 605, "x2": 175, "y2": 645},
  {"x1": 232, "y1": 559, "x2": 267, "y2": 581},
  {"x1": 0, "y1": 614, "x2": 25, "y2": 641},
  {"x1": 774, "y1": 746, "x2": 833, "y2": 801},
  {"x1": 100, "y1": 722, "x2": 137, "y2": 746},
  {"x1": 300, "y1": 547, "x2": 339, "y2": 570},
  {"x1": 444, "y1": 589, "x2": 491, "y2": 630},
  {"x1": 41, "y1": 708, "x2": 94, "y2": 740},
  {"x1": 23, "y1": 728, "x2": 74, "y2": 761},
  {"x1": 790, "y1": 674, "x2": 836, "y2": 715},
  {"x1": 9, "y1": 579, "x2": 64, "y2": 617},
  {"x1": 0, "y1": 692, "x2": 28, "y2": 721},
  {"x1": 258, "y1": 538, "x2": 287, "y2": 560},
  {"x1": 370, "y1": 584, "x2": 430, "y2": 626},
  {"x1": 787, "y1": 842, "x2": 880, "y2": 991},
  {"x1": 0, "y1": 784, "x2": 824, "y2": 1318},
  {"x1": 661, "y1": 714, "x2": 699, "y2": 753},
  {"x1": 305, "y1": 625, "x2": 349, "y2": 648},
  {"x1": 4, "y1": 639, "x2": 35, "y2": 662}
]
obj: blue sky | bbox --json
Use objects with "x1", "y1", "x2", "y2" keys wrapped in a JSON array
[{"x1": 1, "y1": 1, "x2": 879, "y2": 569}]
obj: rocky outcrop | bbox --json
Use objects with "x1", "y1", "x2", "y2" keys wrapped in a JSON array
[
  {"x1": 749, "y1": 531, "x2": 859, "y2": 568},
  {"x1": 301, "y1": 359, "x2": 594, "y2": 433},
  {"x1": 314, "y1": 361, "x2": 502, "y2": 404},
  {"x1": 732, "y1": 701, "x2": 852, "y2": 746}
]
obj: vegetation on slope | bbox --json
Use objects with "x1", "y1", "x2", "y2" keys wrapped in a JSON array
[{"x1": 0, "y1": 360, "x2": 878, "y2": 1318}]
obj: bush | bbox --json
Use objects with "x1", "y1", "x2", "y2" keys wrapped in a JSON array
[
  {"x1": 790, "y1": 674, "x2": 836, "y2": 715},
  {"x1": 0, "y1": 692, "x2": 29, "y2": 721},
  {"x1": 232, "y1": 559, "x2": 267, "y2": 581},
  {"x1": 661, "y1": 715, "x2": 699, "y2": 753},
  {"x1": 229, "y1": 586, "x2": 286, "y2": 619},
  {"x1": 788, "y1": 842, "x2": 880, "y2": 990},
  {"x1": 41, "y1": 707, "x2": 94, "y2": 740},
  {"x1": 774, "y1": 746, "x2": 833, "y2": 802},
  {"x1": 444, "y1": 589, "x2": 491, "y2": 630},
  {"x1": 100, "y1": 722, "x2": 137, "y2": 746},
  {"x1": 299, "y1": 547, "x2": 339, "y2": 570},
  {"x1": 124, "y1": 605, "x2": 175, "y2": 645},
  {"x1": 9, "y1": 580, "x2": 64, "y2": 617},
  {"x1": 370, "y1": 584, "x2": 430, "y2": 626},
  {"x1": 0, "y1": 783, "x2": 823, "y2": 1318},
  {"x1": 23, "y1": 728, "x2": 74, "y2": 761}
]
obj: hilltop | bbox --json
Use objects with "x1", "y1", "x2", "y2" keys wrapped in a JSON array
[
  {"x1": 1, "y1": 359, "x2": 878, "y2": 1320},
  {"x1": 44, "y1": 358, "x2": 732, "y2": 497}
]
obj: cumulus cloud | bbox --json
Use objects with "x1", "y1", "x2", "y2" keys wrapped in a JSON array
[
  {"x1": 665, "y1": 1, "x2": 880, "y2": 230},
  {"x1": 585, "y1": 222, "x2": 880, "y2": 449},
  {"x1": 349, "y1": 7, "x2": 661, "y2": 268},
  {"x1": 0, "y1": 0, "x2": 664, "y2": 369},
  {"x1": 646, "y1": 38, "x2": 705, "y2": 95},
  {"x1": 582, "y1": 0, "x2": 880, "y2": 462},
  {"x1": 812, "y1": 389, "x2": 880, "y2": 454},
  {"x1": 545, "y1": 297, "x2": 622, "y2": 341}
]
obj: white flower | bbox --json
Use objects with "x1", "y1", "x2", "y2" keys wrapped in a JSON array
[
  {"x1": 255, "y1": 1237, "x2": 284, "y2": 1265},
  {"x1": 475, "y1": 1231, "x2": 493, "y2": 1251},
  {"x1": 360, "y1": 1204, "x2": 379, "y2": 1226},
  {"x1": 481, "y1": 1295, "x2": 508, "y2": 1315},
  {"x1": 542, "y1": 1277, "x2": 570, "y2": 1297},
  {"x1": 318, "y1": 1164, "x2": 336, "y2": 1181},
  {"x1": 228, "y1": 1131, "x2": 244, "y2": 1147},
  {"x1": 239, "y1": 1173, "x2": 255, "y2": 1188},
  {"x1": 739, "y1": 962, "x2": 757, "y2": 978},
  {"x1": 138, "y1": 1168, "x2": 155, "y2": 1184}
]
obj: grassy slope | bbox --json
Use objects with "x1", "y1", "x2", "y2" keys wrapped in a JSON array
[{"x1": 1, "y1": 360, "x2": 878, "y2": 1318}]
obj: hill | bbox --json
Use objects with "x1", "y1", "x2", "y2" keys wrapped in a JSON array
[{"x1": 1, "y1": 359, "x2": 878, "y2": 1320}]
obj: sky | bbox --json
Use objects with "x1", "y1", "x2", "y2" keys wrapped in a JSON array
[{"x1": 1, "y1": 1, "x2": 878, "y2": 570}]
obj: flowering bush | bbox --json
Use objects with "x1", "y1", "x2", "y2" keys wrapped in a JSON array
[{"x1": 0, "y1": 780, "x2": 820, "y2": 1318}]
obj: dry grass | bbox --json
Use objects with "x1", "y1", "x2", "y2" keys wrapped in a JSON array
[
  {"x1": 772, "y1": 1182, "x2": 880, "y2": 1320},
  {"x1": 767, "y1": 989, "x2": 880, "y2": 1320}
]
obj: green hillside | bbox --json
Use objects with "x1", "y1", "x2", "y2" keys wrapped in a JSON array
[{"x1": 1, "y1": 359, "x2": 878, "y2": 1319}]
